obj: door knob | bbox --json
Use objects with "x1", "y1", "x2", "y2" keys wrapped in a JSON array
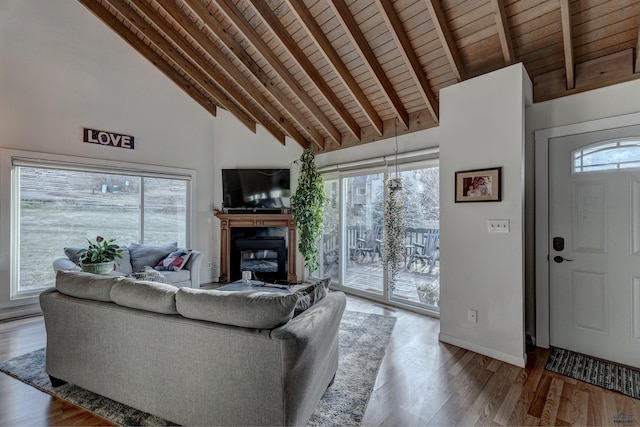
[{"x1": 553, "y1": 255, "x2": 574, "y2": 263}]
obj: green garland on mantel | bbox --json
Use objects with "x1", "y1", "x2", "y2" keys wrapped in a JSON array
[{"x1": 291, "y1": 147, "x2": 328, "y2": 273}]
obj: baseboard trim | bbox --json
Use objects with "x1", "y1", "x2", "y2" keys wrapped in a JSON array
[
  {"x1": 0, "y1": 304, "x2": 42, "y2": 322},
  {"x1": 438, "y1": 332, "x2": 527, "y2": 368}
]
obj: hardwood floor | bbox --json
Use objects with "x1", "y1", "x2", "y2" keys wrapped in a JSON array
[{"x1": 1, "y1": 297, "x2": 638, "y2": 426}]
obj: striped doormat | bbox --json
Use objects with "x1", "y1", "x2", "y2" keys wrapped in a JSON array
[{"x1": 545, "y1": 347, "x2": 640, "y2": 400}]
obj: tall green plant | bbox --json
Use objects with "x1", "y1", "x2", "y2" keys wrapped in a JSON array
[{"x1": 291, "y1": 147, "x2": 328, "y2": 273}]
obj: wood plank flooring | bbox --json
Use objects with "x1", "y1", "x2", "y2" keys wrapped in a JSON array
[{"x1": 1, "y1": 296, "x2": 639, "y2": 426}]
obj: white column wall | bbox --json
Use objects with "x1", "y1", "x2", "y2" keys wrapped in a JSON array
[{"x1": 438, "y1": 64, "x2": 530, "y2": 367}]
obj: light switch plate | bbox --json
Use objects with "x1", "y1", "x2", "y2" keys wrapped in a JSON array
[{"x1": 488, "y1": 219, "x2": 510, "y2": 233}]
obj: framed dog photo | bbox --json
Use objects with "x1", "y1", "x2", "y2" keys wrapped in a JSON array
[{"x1": 455, "y1": 167, "x2": 502, "y2": 202}]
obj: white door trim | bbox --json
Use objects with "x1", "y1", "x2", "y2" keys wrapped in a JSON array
[{"x1": 534, "y1": 111, "x2": 640, "y2": 348}]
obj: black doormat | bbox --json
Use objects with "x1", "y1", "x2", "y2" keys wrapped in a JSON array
[{"x1": 545, "y1": 347, "x2": 640, "y2": 400}]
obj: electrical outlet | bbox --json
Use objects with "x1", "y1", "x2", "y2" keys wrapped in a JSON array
[
  {"x1": 207, "y1": 262, "x2": 212, "y2": 269},
  {"x1": 487, "y1": 219, "x2": 510, "y2": 233},
  {"x1": 468, "y1": 309, "x2": 477, "y2": 323}
]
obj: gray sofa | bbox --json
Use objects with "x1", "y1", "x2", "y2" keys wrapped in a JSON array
[
  {"x1": 40, "y1": 271, "x2": 346, "y2": 426},
  {"x1": 52, "y1": 242, "x2": 203, "y2": 287}
]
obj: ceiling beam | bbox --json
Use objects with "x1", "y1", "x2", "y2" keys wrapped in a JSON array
[
  {"x1": 182, "y1": 0, "x2": 320, "y2": 148},
  {"x1": 215, "y1": 0, "x2": 342, "y2": 148},
  {"x1": 491, "y1": 0, "x2": 515, "y2": 66},
  {"x1": 94, "y1": 0, "x2": 260, "y2": 135},
  {"x1": 77, "y1": 0, "x2": 225, "y2": 123},
  {"x1": 284, "y1": 0, "x2": 384, "y2": 137},
  {"x1": 151, "y1": 0, "x2": 309, "y2": 148},
  {"x1": 247, "y1": 0, "x2": 361, "y2": 141},
  {"x1": 375, "y1": 0, "x2": 439, "y2": 123},
  {"x1": 328, "y1": 0, "x2": 410, "y2": 130},
  {"x1": 425, "y1": 0, "x2": 467, "y2": 81},
  {"x1": 123, "y1": 0, "x2": 293, "y2": 145},
  {"x1": 559, "y1": 0, "x2": 575, "y2": 89}
]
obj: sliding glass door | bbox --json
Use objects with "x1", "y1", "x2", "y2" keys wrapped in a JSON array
[
  {"x1": 319, "y1": 161, "x2": 439, "y2": 312},
  {"x1": 342, "y1": 172, "x2": 385, "y2": 296}
]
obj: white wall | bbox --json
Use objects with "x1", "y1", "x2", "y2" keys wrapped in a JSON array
[
  {"x1": 438, "y1": 64, "x2": 530, "y2": 367},
  {"x1": 0, "y1": 0, "x2": 295, "y2": 318}
]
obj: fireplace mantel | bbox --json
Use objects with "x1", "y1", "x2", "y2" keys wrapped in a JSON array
[{"x1": 215, "y1": 211, "x2": 297, "y2": 283}]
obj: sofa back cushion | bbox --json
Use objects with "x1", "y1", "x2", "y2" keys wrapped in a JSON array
[
  {"x1": 128, "y1": 242, "x2": 177, "y2": 273},
  {"x1": 114, "y1": 247, "x2": 133, "y2": 275},
  {"x1": 111, "y1": 280, "x2": 179, "y2": 314},
  {"x1": 176, "y1": 288, "x2": 298, "y2": 329},
  {"x1": 63, "y1": 247, "x2": 83, "y2": 265},
  {"x1": 55, "y1": 270, "x2": 131, "y2": 302}
]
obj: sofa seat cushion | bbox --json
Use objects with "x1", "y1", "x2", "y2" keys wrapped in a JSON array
[
  {"x1": 111, "y1": 280, "x2": 179, "y2": 314},
  {"x1": 128, "y1": 242, "x2": 177, "y2": 273},
  {"x1": 176, "y1": 288, "x2": 298, "y2": 329},
  {"x1": 161, "y1": 269, "x2": 190, "y2": 283},
  {"x1": 55, "y1": 270, "x2": 132, "y2": 302}
]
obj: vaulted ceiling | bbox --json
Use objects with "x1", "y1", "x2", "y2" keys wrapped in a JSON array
[{"x1": 79, "y1": 0, "x2": 640, "y2": 152}]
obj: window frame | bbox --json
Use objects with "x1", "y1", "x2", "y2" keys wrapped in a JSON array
[
  {"x1": 2, "y1": 149, "x2": 196, "y2": 301},
  {"x1": 572, "y1": 137, "x2": 640, "y2": 174}
]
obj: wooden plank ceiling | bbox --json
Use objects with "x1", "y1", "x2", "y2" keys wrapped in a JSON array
[{"x1": 79, "y1": 0, "x2": 640, "y2": 151}]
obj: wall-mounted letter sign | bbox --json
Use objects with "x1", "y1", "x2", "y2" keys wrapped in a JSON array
[{"x1": 83, "y1": 128, "x2": 135, "y2": 150}]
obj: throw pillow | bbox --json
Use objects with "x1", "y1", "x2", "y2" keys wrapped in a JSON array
[
  {"x1": 294, "y1": 277, "x2": 331, "y2": 316},
  {"x1": 155, "y1": 249, "x2": 192, "y2": 272},
  {"x1": 128, "y1": 242, "x2": 177, "y2": 273},
  {"x1": 130, "y1": 266, "x2": 171, "y2": 284}
]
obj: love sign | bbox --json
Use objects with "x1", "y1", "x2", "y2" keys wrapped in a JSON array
[{"x1": 83, "y1": 128, "x2": 135, "y2": 150}]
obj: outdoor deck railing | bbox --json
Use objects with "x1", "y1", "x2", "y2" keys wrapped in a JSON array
[{"x1": 322, "y1": 226, "x2": 439, "y2": 270}]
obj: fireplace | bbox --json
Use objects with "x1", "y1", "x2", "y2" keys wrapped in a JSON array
[
  {"x1": 215, "y1": 212, "x2": 297, "y2": 283},
  {"x1": 231, "y1": 237, "x2": 287, "y2": 282}
]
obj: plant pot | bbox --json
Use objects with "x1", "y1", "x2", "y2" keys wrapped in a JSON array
[
  {"x1": 81, "y1": 261, "x2": 114, "y2": 275},
  {"x1": 416, "y1": 287, "x2": 439, "y2": 306}
]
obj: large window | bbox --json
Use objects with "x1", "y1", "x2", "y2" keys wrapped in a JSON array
[
  {"x1": 13, "y1": 161, "x2": 190, "y2": 297},
  {"x1": 318, "y1": 159, "x2": 440, "y2": 313}
]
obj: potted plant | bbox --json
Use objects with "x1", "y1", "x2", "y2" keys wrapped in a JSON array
[
  {"x1": 78, "y1": 236, "x2": 123, "y2": 274},
  {"x1": 416, "y1": 280, "x2": 439, "y2": 306},
  {"x1": 291, "y1": 147, "x2": 328, "y2": 273}
]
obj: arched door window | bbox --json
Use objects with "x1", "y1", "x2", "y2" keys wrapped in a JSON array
[{"x1": 573, "y1": 138, "x2": 640, "y2": 173}]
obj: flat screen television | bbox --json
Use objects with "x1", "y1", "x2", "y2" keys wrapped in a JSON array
[{"x1": 222, "y1": 169, "x2": 291, "y2": 210}]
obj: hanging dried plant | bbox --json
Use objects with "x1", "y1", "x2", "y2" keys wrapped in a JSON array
[{"x1": 384, "y1": 177, "x2": 406, "y2": 289}]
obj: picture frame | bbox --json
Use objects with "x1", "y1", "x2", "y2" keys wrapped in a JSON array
[{"x1": 455, "y1": 167, "x2": 502, "y2": 202}]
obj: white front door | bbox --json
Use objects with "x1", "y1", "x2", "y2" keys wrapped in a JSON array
[{"x1": 549, "y1": 126, "x2": 640, "y2": 368}]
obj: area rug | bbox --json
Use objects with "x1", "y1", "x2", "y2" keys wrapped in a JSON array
[
  {"x1": 0, "y1": 310, "x2": 396, "y2": 426},
  {"x1": 545, "y1": 347, "x2": 640, "y2": 400}
]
